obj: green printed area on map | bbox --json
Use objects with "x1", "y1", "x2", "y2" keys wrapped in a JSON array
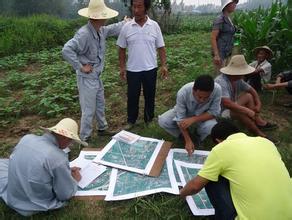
[
  {"x1": 78, "y1": 168, "x2": 112, "y2": 191},
  {"x1": 173, "y1": 151, "x2": 207, "y2": 183},
  {"x1": 113, "y1": 162, "x2": 171, "y2": 196},
  {"x1": 101, "y1": 140, "x2": 159, "y2": 170},
  {"x1": 181, "y1": 166, "x2": 213, "y2": 209}
]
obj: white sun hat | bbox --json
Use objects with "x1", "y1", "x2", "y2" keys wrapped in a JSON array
[
  {"x1": 78, "y1": 0, "x2": 118, "y2": 20},
  {"x1": 221, "y1": 0, "x2": 239, "y2": 11},
  {"x1": 220, "y1": 55, "x2": 255, "y2": 76},
  {"x1": 41, "y1": 118, "x2": 88, "y2": 146}
]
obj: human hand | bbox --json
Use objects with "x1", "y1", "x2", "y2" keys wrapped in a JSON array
[
  {"x1": 160, "y1": 66, "x2": 168, "y2": 80},
  {"x1": 71, "y1": 167, "x2": 81, "y2": 182},
  {"x1": 185, "y1": 140, "x2": 195, "y2": 156},
  {"x1": 263, "y1": 84, "x2": 275, "y2": 90},
  {"x1": 213, "y1": 55, "x2": 221, "y2": 66},
  {"x1": 179, "y1": 118, "x2": 195, "y2": 130},
  {"x1": 246, "y1": 109, "x2": 255, "y2": 118},
  {"x1": 120, "y1": 70, "x2": 126, "y2": 81},
  {"x1": 81, "y1": 64, "x2": 93, "y2": 74}
]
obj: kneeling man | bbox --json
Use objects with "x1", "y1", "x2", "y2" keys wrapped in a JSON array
[{"x1": 158, "y1": 75, "x2": 222, "y2": 155}]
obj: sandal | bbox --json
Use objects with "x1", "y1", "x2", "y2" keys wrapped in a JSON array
[{"x1": 257, "y1": 122, "x2": 278, "y2": 131}]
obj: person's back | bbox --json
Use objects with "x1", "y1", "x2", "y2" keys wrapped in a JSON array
[
  {"x1": 5, "y1": 133, "x2": 76, "y2": 216},
  {"x1": 201, "y1": 133, "x2": 292, "y2": 219}
]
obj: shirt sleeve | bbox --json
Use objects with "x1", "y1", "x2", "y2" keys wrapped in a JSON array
[
  {"x1": 207, "y1": 84, "x2": 222, "y2": 117},
  {"x1": 260, "y1": 62, "x2": 272, "y2": 83},
  {"x1": 198, "y1": 150, "x2": 223, "y2": 182},
  {"x1": 155, "y1": 23, "x2": 165, "y2": 48},
  {"x1": 103, "y1": 21, "x2": 125, "y2": 38},
  {"x1": 212, "y1": 15, "x2": 223, "y2": 31},
  {"x1": 173, "y1": 88, "x2": 187, "y2": 122},
  {"x1": 238, "y1": 79, "x2": 251, "y2": 92},
  {"x1": 116, "y1": 25, "x2": 127, "y2": 48},
  {"x1": 249, "y1": 61, "x2": 257, "y2": 67},
  {"x1": 52, "y1": 162, "x2": 77, "y2": 201},
  {"x1": 216, "y1": 77, "x2": 230, "y2": 99},
  {"x1": 62, "y1": 31, "x2": 88, "y2": 71}
]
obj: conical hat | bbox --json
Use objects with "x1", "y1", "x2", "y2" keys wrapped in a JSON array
[
  {"x1": 220, "y1": 55, "x2": 255, "y2": 75},
  {"x1": 41, "y1": 118, "x2": 88, "y2": 146},
  {"x1": 78, "y1": 0, "x2": 118, "y2": 20}
]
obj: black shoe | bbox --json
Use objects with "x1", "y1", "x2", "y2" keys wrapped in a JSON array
[
  {"x1": 124, "y1": 123, "x2": 135, "y2": 130},
  {"x1": 257, "y1": 122, "x2": 278, "y2": 131},
  {"x1": 98, "y1": 129, "x2": 116, "y2": 136}
]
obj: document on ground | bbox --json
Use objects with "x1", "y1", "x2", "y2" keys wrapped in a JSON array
[
  {"x1": 71, "y1": 151, "x2": 112, "y2": 197},
  {"x1": 169, "y1": 148, "x2": 209, "y2": 186},
  {"x1": 175, "y1": 161, "x2": 214, "y2": 216},
  {"x1": 94, "y1": 137, "x2": 164, "y2": 175},
  {"x1": 105, "y1": 154, "x2": 179, "y2": 201}
]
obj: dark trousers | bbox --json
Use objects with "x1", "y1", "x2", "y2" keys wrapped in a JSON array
[
  {"x1": 126, "y1": 68, "x2": 157, "y2": 124},
  {"x1": 205, "y1": 176, "x2": 237, "y2": 220},
  {"x1": 245, "y1": 74, "x2": 262, "y2": 92}
]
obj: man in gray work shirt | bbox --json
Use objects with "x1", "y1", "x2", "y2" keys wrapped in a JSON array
[
  {"x1": 158, "y1": 75, "x2": 222, "y2": 155},
  {"x1": 62, "y1": 0, "x2": 127, "y2": 141},
  {"x1": 0, "y1": 118, "x2": 87, "y2": 216}
]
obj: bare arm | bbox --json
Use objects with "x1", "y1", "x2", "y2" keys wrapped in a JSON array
[
  {"x1": 178, "y1": 113, "x2": 214, "y2": 156},
  {"x1": 119, "y1": 47, "x2": 127, "y2": 80},
  {"x1": 158, "y1": 47, "x2": 168, "y2": 79},
  {"x1": 222, "y1": 97, "x2": 255, "y2": 118},
  {"x1": 211, "y1": 29, "x2": 221, "y2": 66},
  {"x1": 180, "y1": 175, "x2": 209, "y2": 198},
  {"x1": 248, "y1": 87, "x2": 261, "y2": 112}
]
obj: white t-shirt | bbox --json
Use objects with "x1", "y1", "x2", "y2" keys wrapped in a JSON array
[
  {"x1": 117, "y1": 17, "x2": 165, "y2": 72},
  {"x1": 249, "y1": 60, "x2": 272, "y2": 83}
]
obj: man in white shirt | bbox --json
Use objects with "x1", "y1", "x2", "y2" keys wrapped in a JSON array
[
  {"x1": 117, "y1": 0, "x2": 168, "y2": 128},
  {"x1": 246, "y1": 46, "x2": 272, "y2": 92}
]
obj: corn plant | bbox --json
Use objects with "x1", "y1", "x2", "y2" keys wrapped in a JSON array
[{"x1": 233, "y1": 0, "x2": 292, "y2": 73}]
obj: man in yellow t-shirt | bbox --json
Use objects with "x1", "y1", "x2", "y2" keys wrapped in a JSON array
[{"x1": 180, "y1": 120, "x2": 292, "y2": 220}]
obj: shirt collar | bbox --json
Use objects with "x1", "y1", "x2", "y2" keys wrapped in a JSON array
[
  {"x1": 43, "y1": 132, "x2": 59, "y2": 148},
  {"x1": 132, "y1": 15, "x2": 152, "y2": 26},
  {"x1": 88, "y1": 21, "x2": 99, "y2": 39}
]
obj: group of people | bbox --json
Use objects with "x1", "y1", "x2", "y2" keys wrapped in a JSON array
[{"x1": 0, "y1": 0, "x2": 291, "y2": 218}]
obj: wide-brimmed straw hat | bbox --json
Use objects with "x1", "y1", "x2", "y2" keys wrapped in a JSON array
[
  {"x1": 254, "y1": 46, "x2": 273, "y2": 59},
  {"x1": 221, "y1": 0, "x2": 239, "y2": 11},
  {"x1": 41, "y1": 118, "x2": 88, "y2": 146},
  {"x1": 220, "y1": 55, "x2": 255, "y2": 76},
  {"x1": 78, "y1": 0, "x2": 118, "y2": 20}
]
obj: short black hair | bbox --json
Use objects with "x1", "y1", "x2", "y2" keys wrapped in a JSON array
[
  {"x1": 131, "y1": 0, "x2": 151, "y2": 11},
  {"x1": 193, "y1": 75, "x2": 214, "y2": 92},
  {"x1": 211, "y1": 120, "x2": 240, "y2": 143}
]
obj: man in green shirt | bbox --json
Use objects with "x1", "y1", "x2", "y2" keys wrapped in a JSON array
[{"x1": 180, "y1": 120, "x2": 292, "y2": 220}]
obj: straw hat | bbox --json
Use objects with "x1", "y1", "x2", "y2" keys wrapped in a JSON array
[
  {"x1": 221, "y1": 0, "x2": 239, "y2": 11},
  {"x1": 254, "y1": 46, "x2": 273, "y2": 59},
  {"x1": 78, "y1": 0, "x2": 118, "y2": 20},
  {"x1": 220, "y1": 55, "x2": 255, "y2": 75},
  {"x1": 41, "y1": 118, "x2": 88, "y2": 146}
]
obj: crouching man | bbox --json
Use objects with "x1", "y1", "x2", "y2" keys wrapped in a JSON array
[
  {"x1": 180, "y1": 121, "x2": 292, "y2": 220},
  {"x1": 0, "y1": 118, "x2": 87, "y2": 216},
  {"x1": 158, "y1": 75, "x2": 222, "y2": 155}
]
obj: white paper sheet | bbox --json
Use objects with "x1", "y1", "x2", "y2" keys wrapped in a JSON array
[
  {"x1": 169, "y1": 148, "x2": 209, "y2": 186},
  {"x1": 70, "y1": 151, "x2": 99, "y2": 169},
  {"x1": 175, "y1": 160, "x2": 214, "y2": 216},
  {"x1": 105, "y1": 154, "x2": 179, "y2": 201},
  {"x1": 94, "y1": 137, "x2": 164, "y2": 175},
  {"x1": 112, "y1": 130, "x2": 141, "y2": 144},
  {"x1": 78, "y1": 163, "x2": 107, "y2": 189}
]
